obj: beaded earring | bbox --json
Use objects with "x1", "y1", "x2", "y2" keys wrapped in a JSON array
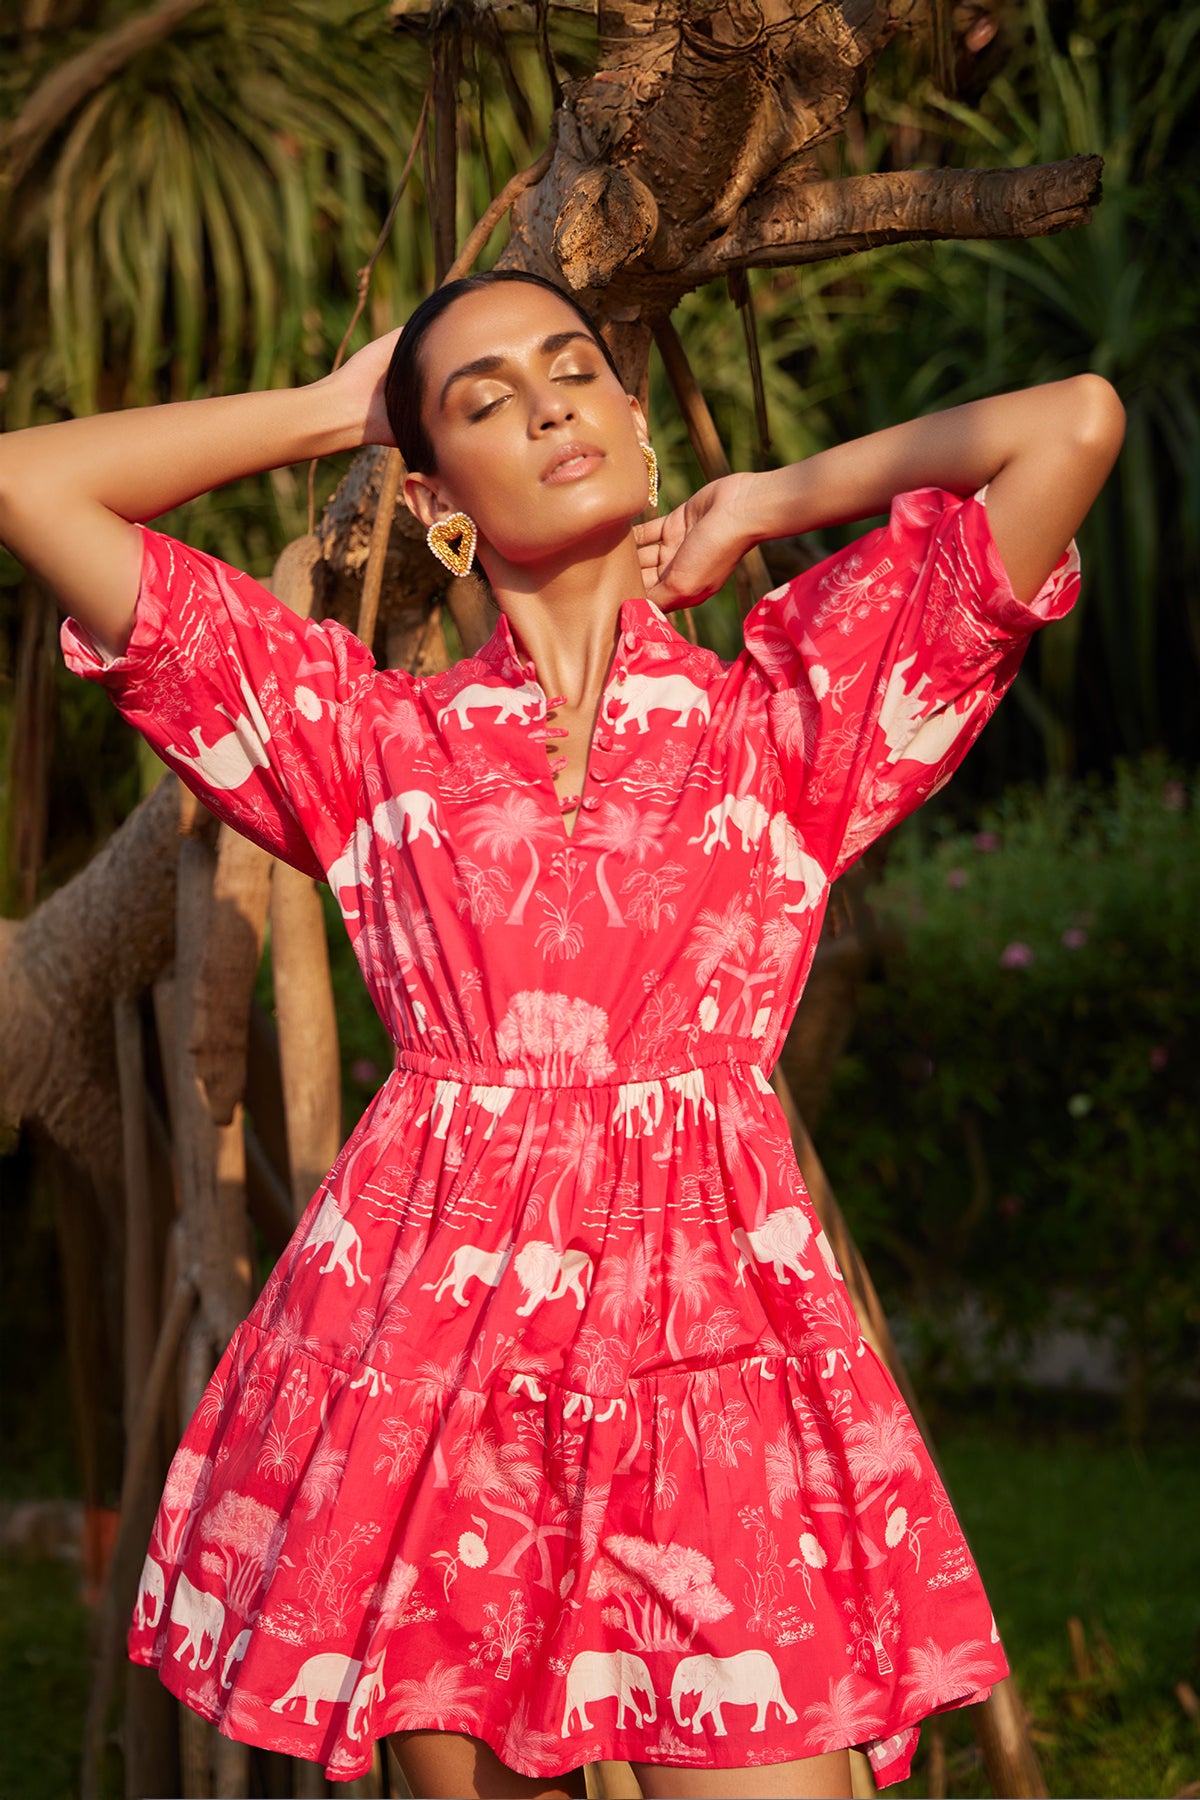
[
  {"x1": 426, "y1": 511, "x2": 478, "y2": 577},
  {"x1": 641, "y1": 442, "x2": 659, "y2": 508}
]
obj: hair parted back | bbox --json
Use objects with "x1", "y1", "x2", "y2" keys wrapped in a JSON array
[{"x1": 383, "y1": 270, "x2": 625, "y2": 476}]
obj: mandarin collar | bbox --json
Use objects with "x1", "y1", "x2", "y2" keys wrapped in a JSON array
[{"x1": 475, "y1": 593, "x2": 680, "y2": 686}]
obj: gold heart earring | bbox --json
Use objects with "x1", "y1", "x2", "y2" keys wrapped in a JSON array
[
  {"x1": 641, "y1": 442, "x2": 659, "y2": 508},
  {"x1": 426, "y1": 511, "x2": 478, "y2": 577}
]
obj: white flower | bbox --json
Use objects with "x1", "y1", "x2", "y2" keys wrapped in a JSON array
[
  {"x1": 810, "y1": 664, "x2": 831, "y2": 700},
  {"x1": 798, "y1": 1532, "x2": 827, "y2": 1568},
  {"x1": 457, "y1": 1530, "x2": 489, "y2": 1569},
  {"x1": 885, "y1": 1504, "x2": 908, "y2": 1548}
]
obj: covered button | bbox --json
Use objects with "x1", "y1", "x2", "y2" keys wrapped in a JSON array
[
  {"x1": 581, "y1": 795, "x2": 600, "y2": 811},
  {"x1": 622, "y1": 629, "x2": 637, "y2": 650}
]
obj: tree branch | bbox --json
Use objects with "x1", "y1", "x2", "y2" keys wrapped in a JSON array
[{"x1": 684, "y1": 155, "x2": 1104, "y2": 280}]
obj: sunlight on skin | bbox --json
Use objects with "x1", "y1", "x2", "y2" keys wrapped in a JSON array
[
  {"x1": 387, "y1": 1729, "x2": 853, "y2": 1799},
  {"x1": 630, "y1": 1748, "x2": 852, "y2": 1799}
]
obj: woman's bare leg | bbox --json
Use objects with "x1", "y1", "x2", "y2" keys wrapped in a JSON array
[
  {"x1": 628, "y1": 1748, "x2": 852, "y2": 1799},
  {"x1": 388, "y1": 1728, "x2": 588, "y2": 1800}
]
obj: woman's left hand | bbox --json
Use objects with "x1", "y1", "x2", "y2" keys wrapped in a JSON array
[{"x1": 633, "y1": 471, "x2": 762, "y2": 611}]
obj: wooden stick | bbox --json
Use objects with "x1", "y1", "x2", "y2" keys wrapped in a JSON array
[
  {"x1": 444, "y1": 121, "x2": 559, "y2": 284},
  {"x1": 355, "y1": 448, "x2": 404, "y2": 650},
  {"x1": 81, "y1": 1273, "x2": 197, "y2": 1800}
]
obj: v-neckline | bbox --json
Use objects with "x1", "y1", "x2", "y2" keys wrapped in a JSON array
[{"x1": 533, "y1": 642, "x2": 624, "y2": 845}]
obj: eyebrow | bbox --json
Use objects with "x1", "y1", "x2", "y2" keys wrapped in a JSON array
[{"x1": 438, "y1": 331, "x2": 599, "y2": 409}]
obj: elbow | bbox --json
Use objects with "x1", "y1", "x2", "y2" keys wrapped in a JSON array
[{"x1": 1067, "y1": 372, "x2": 1126, "y2": 464}]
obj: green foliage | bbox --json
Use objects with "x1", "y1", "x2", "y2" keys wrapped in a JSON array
[
  {"x1": 1, "y1": 0, "x2": 558, "y2": 571},
  {"x1": 892, "y1": 1423, "x2": 1200, "y2": 1799},
  {"x1": 821, "y1": 755, "x2": 1200, "y2": 1431},
  {"x1": 659, "y1": 1, "x2": 1200, "y2": 772},
  {"x1": 0, "y1": 1552, "x2": 93, "y2": 1800}
]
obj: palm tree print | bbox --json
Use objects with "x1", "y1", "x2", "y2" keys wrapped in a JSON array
[
  {"x1": 589, "y1": 800, "x2": 665, "y2": 926},
  {"x1": 802, "y1": 1673, "x2": 886, "y2": 1751},
  {"x1": 469, "y1": 793, "x2": 559, "y2": 926},
  {"x1": 663, "y1": 1228, "x2": 723, "y2": 1360},
  {"x1": 388, "y1": 1658, "x2": 489, "y2": 1726},
  {"x1": 899, "y1": 1636, "x2": 997, "y2": 1709},
  {"x1": 453, "y1": 1424, "x2": 571, "y2": 1588}
]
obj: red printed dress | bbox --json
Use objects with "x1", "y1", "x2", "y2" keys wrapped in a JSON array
[{"x1": 63, "y1": 484, "x2": 1079, "y2": 1786}]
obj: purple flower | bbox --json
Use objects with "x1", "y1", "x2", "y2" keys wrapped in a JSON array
[
  {"x1": 945, "y1": 867, "x2": 968, "y2": 889},
  {"x1": 1061, "y1": 926, "x2": 1088, "y2": 949},
  {"x1": 351, "y1": 1058, "x2": 381, "y2": 1087},
  {"x1": 997, "y1": 1194, "x2": 1023, "y2": 1219},
  {"x1": 1149, "y1": 1045, "x2": 1169, "y2": 1072},
  {"x1": 973, "y1": 831, "x2": 1000, "y2": 852},
  {"x1": 1162, "y1": 781, "x2": 1186, "y2": 812},
  {"x1": 1000, "y1": 941, "x2": 1034, "y2": 969}
]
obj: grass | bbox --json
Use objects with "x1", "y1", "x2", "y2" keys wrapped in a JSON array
[
  {"x1": 0, "y1": 1401, "x2": 1196, "y2": 1800},
  {"x1": 0, "y1": 1550, "x2": 92, "y2": 1800},
  {"x1": 892, "y1": 1398, "x2": 1200, "y2": 1799}
]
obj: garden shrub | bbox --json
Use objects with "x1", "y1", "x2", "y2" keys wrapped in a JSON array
[{"x1": 819, "y1": 754, "x2": 1200, "y2": 1436}]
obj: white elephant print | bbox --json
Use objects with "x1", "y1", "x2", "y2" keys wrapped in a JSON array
[
  {"x1": 134, "y1": 1553, "x2": 165, "y2": 1629},
  {"x1": 168, "y1": 1571, "x2": 225, "y2": 1671},
  {"x1": 562, "y1": 1649, "x2": 657, "y2": 1733},
  {"x1": 614, "y1": 1079, "x2": 664, "y2": 1137},
  {"x1": 270, "y1": 1651, "x2": 363, "y2": 1727},
  {"x1": 347, "y1": 1660, "x2": 388, "y2": 1740},
  {"x1": 416, "y1": 1076, "x2": 461, "y2": 1139},
  {"x1": 688, "y1": 794, "x2": 770, "y2": 854},
  {"x1": 466, "y1": 1084, "x2": 515, "y2": 1139},
  {"x1": 371, "y1": 789, "x2": 443, "y2": 851},
  {"x1": 671, "y1": 1648, "x2": 798, "y2": 1735},
  {"x1": 300, "y1": 1193, "x2": 368, "y2": 1288},
  {"x1": 666, "y1": 1066, "x2": 716, "y2": 1126},
  {"x1": 221, "y1": 1626, "x2": 252, "y2": 1689}
]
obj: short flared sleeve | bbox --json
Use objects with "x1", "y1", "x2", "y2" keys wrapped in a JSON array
[
  {"x1": 60, "y1": 524, "x2": 379, "y2": 879},
  {"x1": 742, "y1": 485, "x2": 1080, "y2": 882}
]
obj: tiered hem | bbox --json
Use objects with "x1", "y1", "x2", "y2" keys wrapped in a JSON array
[{"x1": 128, "y1": 1316, "x2": 1008, "y2": 1786}]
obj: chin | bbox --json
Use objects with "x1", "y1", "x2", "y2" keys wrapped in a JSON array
[{"x1": 492, "y1": 488, "x2": 645, "y2": 563}]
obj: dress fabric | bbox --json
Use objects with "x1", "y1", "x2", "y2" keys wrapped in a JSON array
[{"x1": 63, "y1": 484, "x2": 1079, "y2": 1786}]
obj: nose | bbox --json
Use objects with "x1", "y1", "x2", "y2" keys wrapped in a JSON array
[{"x1": 529, "y1": 377, "x2": 576, "y2": 434}]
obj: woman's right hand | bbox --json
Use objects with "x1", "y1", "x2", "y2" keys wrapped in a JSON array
[{"x1": 323, "y1": 326, "x2": 403, "y2": 447}]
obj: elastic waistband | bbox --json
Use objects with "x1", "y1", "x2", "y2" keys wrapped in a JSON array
[{"x1": 391, "y1": 1039, "x2": 768, "y2": 1091}]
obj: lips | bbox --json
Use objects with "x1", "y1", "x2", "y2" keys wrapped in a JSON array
[{"x1": 540, "y1": 441, "x2": 605, "y2": 484}]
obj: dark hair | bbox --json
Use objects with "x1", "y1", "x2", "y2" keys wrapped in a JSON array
[{"x1": 383, "y1": 270, "x2": 625, "y2": 475}]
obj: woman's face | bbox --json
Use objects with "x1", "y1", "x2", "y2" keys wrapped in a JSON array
[{"x1": 405, "y1": 282, "x2": 650, "y2": 569}]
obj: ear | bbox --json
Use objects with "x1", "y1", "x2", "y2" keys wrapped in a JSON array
[
  {"x1": 628, "y1": 394, "x2": 650, "y2": 444},
  {"x1": 402, "y1": 471, "x2": 448, "y2": 532}
]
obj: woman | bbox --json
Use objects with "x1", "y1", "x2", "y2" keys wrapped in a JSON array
[{"x1": 0, "y1": 269, "x2": 1124, "y2": 1799}]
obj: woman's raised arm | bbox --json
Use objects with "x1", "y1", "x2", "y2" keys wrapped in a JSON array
[
  {"x1": 0, "y1": 329, "x2": 399, "y2": 657},
  {"x1": 637, "y1": 373, "x2": 1126, "y2": 610}
]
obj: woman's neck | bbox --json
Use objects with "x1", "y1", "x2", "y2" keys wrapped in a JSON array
[{"x1": 486, "y1": 528, "x2": 645, "y2": 707}]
